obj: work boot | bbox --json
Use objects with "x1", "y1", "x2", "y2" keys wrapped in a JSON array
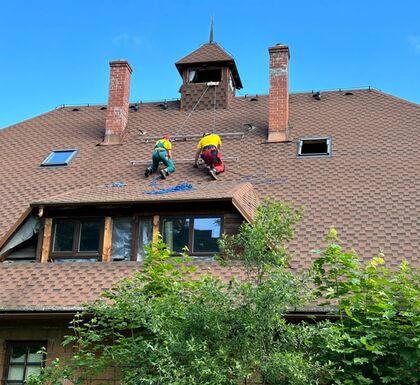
[
  {"x1": 160, "y1": 169, "x2": 169, "y2": 179},
  {"x1": 145, "y1": 168, "x2": 152, "y2": 178},
  {"x1": 209, "y1": 168, "x2": 218, "y2": 180}
]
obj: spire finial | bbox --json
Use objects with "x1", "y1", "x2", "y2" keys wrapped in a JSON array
[{"x1": 209, "y1": 16, "x2": 214, "y2": 43}]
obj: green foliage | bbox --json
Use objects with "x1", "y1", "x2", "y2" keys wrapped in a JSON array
[
  {"x1": 29, "y1": 202, "x2": 331, "y2": 385},
  {"x1": 219, "y1": 199, "x2": 302, "y2": 283},
  {"x1": 313, "y1": 229, "x2": 420, "y2": 385},
  {"x1": 29, "y1": 204, "x2": 420, "y2": 385}
]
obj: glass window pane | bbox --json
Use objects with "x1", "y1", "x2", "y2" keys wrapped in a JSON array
[
  {"x1": 8, "y1": 366, "x2": 25, "y2": 381},
  {"x1": 10, "y1": 347, "x2": 26, "y2": 363},
  {"x1": 25, "y1": 366, "x2": 42, "y2": 378},
  {"x1": 79, "y1": 221, "x2": 101, "y2": 252},
  {"x1": 162, "y1": 218, "x2": 190, "y2": 253},
  {"x1": 28, "y1": 347, "x2": 43, "y2": 363},
  {"x1": 48, "y1": 151, "x2": 74, "y2": 164},
  {"x1": 193, "y1": 218, "x2": 221, "y2": 253},
  {"x1": 137, "y1": 219, "x2": 152, "y2": 261},
  {"x1": 53, "y1": 222, "x2": 75, "y2": 252},
  {"x1": 299, "y1": 139, "x2": 330, "y2": 156},
  {"x1": 111, "y1": 218, "x2": 132, "y2": 261}
]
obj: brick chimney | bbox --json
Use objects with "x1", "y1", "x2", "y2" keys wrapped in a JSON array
[
  {"x1": 103, "y1": 60, "x2": 133, "y2": 145},
  {"x1": 267, "y1": 44, "x2": 290, "y2": 142}
]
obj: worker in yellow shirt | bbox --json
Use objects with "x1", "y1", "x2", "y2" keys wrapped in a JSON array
[
  {"x1": 193, "y1": 133, "x2": 224, "y2": 180},
  {"x1": 145, "y1": 134, "x2": 175, "y2": 179}
]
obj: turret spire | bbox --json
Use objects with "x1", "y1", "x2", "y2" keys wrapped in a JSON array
[{"x1": 209, "y1": 16, "x2": 214, "y2": 43}]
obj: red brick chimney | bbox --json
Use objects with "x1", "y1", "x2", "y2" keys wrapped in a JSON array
[
  {"x1": 103, "y1": 60, "x2": 133, "y2": 145},
  {"x1": 267, "y1": 44, "x2": 290, "y2": 142}
]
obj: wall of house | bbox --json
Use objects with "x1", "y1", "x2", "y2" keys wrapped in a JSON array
[
  {"x1": 180, "y1": 67, "x2": 233, "y2": 111},
  {"x1": 0, "y1": 320, "x2": 120, "y2": 385}
]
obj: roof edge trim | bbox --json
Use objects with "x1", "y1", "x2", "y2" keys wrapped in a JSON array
[
  {"x1": 0, "y1": 207, "x2": 33, "y2": 250},
  {"x1": 232, "y1": 197, "x2": 253, "y2": 224}
]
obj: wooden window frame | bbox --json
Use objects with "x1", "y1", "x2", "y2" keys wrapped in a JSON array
[
  {"x1": 50, "y1": 218, "x2": 104, "y2": 261},
  {"x1": 160, "y1": 215, "x2": 224, "y2": 257},
  {"x1": 3, "y1": 341, "x2": 47, "y2": 385}
]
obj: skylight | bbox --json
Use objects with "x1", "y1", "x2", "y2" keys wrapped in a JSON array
[
  {"x1": 298, "y1": 138, "x2": 331, "y2": 157},
  {"x1": 41, "y1": 149, "x2": 78, "y2": 167}
]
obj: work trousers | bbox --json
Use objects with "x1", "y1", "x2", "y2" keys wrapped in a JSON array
[
  {"x1": 149, "y1": 150, "x2": 175, "y2": 174},
  {"x1": 201, "y1": 148, "x2": 225, "y2": 174}
]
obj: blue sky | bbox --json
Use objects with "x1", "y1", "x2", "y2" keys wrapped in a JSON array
[{"x1": 0, "y1": 0, "x2": 419, "y2": 129}]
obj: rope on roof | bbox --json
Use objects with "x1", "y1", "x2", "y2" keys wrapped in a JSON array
[
  {"x1": 172, "y1": 85, "x2": 210, "y2": 140},
  {"x1": 143, "y1": 183, "x2": 193, "y2": 195}
]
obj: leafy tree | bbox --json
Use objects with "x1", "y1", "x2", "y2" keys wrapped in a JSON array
[
  {"x1": 312, "y1": 229, "x2": 420, "y2": 385},
  {"x1": 29, "y1": 200, "x2": 332, "y2": 385},
  {"x1": 219, "y1": 199, "x2": 302, "y2": 283}
]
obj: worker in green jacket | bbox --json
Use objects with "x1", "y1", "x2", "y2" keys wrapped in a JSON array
[{"x1": 145, "y1": 134, "x2": 175, "y2": 179}]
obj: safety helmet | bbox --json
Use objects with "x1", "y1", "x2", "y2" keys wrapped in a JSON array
[{"x1": 163, "y1": 134, "x2": 171, "y2": 140}]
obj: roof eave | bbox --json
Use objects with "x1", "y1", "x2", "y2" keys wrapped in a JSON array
[
  {"x1": 30, "y1": 197, "x2": 235, "y2": 208},
  {"x1": 175, "y1": 61, "x2": 243, "y2": 90}
]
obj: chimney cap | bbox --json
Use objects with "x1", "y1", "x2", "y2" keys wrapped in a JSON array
[
  {"x1": 268, "y1": 44, "x2": 290, "y2": 58},
  {"x1": 109, "y1": 60, "x2": 133, "y2": 73}
]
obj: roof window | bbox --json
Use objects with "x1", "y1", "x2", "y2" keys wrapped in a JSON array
[
  {"x1": 298, "y1": 138, "x2": 331, "y2": 157},
  {"x1": 41, "y1": 149, "x2": 78, "y2": 167},
  {"x1": 189, "y1": 68, "x2": 221, "y2": 83}
]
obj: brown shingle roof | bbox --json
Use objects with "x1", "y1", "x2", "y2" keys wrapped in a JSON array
[
  {"x1": 32, "y1": 181, "x2": 257, "y2": 212},
  {"x1": 0, "y1": 262, "x2": 246, "y2": 311},
  {"x1": 0, "y1": 89, "x2": 419, "y2": 310},
  {"x1": 176, "y1": 42, "x2": 234, "y2": 65},
  {"x1": 175, "y1": 42, "x2": 243, "y2": 89}
]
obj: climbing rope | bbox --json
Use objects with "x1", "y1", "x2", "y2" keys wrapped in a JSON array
[
  {"x1": 172, "y1": 85, "x2": 210, "y2": 140},
  {"x1": 213, "y1": 84, "x2": 217, "y2": 130},
  {"x1": 143, "y1": 183, "x2": 193, "y2": 195}
]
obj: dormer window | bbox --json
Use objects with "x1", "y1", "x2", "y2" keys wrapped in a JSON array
[
  {"x1": 298, "y1": 138, "x2": 331, "y2": 157},
  {"x1": 161, "y1": 215, "x2": 222, "y2": 257},
  {"x1": 41, "y1": 149, "x2": 78, "y2": 167},
  {"x1": 188, "y1": 68, "x2": 222, "y2": 84},
  {"x1": 51, "y1": 218, "x2": 103, "y2": 262}
]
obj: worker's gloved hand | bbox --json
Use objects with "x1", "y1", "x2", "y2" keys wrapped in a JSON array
[{"x1": 193, "y1": 163, "x2": 199, "y2": 168}]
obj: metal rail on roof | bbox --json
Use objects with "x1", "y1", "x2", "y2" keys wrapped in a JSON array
[
  {"x1": 140, "y1": 132, "x2": 247, "y2": 143},
  {"x1": 130, "y1": 156, "x2": 240, "y2": 166},
  {"x1": 139, "y1": 124, "x2": 256, "y2": 143}
]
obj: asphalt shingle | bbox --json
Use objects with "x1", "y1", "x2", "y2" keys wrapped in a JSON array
[{"x1": 0, "y1": 89, "x2": 419, "y2": 310}]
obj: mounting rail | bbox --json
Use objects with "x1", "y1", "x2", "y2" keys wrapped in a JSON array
[{"x1": 130, "y1": 156, "x2": 240, "y2": 166}]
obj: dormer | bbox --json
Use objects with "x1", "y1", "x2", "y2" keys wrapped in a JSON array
[{"x1": 175, "y1": 41, "x2": 243, "y2": 111}]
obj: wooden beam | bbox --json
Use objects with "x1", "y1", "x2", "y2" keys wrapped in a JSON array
[
  {"x1": 102, "y1": 217, "x2": 113, "y2": 262},
  {"x1": 40, "y1": 218, "x2": 53, "y2": 263},
  {"x1": 131, "y1": 216, "x2": 139, "y2": 261},
  {"x1": 152, "y1": 215, "x2": 160, "y2": 244},
  {"x1": 35, "y1": 219, "x2": 45, "y2": 262}
]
